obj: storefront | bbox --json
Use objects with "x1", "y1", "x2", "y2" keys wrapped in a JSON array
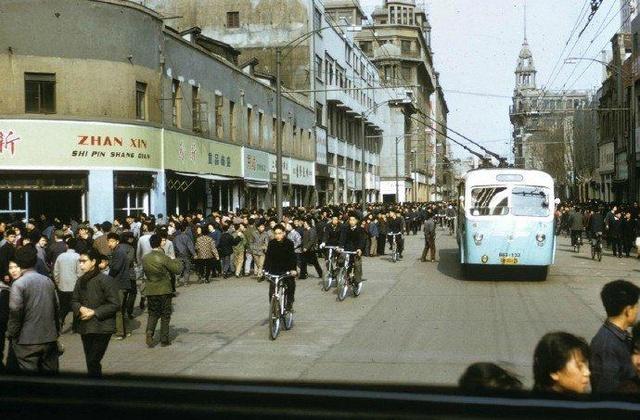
[
  {"x1": 269, "y1": 154, "x2": 291, "y2": 207},
  {"x1": 0, "y1": 119, "x2": 161, "y2": 223},
  {"x1": 243, "y1": 148, "x2": 270, "y2": 210},
  {"x1": 290, "y1": 158, "x2": 315, "y2": 206},
  {"x1": 163, "y1": 130, "x2": 243, "y2": 214}
]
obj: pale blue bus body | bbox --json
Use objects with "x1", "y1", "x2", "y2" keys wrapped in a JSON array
[{"x1": 456, "y1": 169, "x2": 556, "y2": 280}]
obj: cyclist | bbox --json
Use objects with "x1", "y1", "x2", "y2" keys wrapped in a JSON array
[
  {"x1": 387, "y1": 209, "x2": 405, "y2": 259},
  {"x1": 321, "y1": 214, "x2": 342, "y2": 254},
  {"x1": 339, "y1": 212, "x2": 366, "y2": 284},
  {"x1": 568, "y1": 206, "x2": 584, "y2": 249},
  {"x1": 263, "y1": 224, "x2": 297, "y2": 312}
]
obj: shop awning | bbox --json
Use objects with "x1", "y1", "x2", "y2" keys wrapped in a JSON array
[
  {"x1": 175, "y1": 172, "x2": 238, "y2": 181},
  {"x1": 246, "y1": 180, "x2": 269, "y2": 189}
]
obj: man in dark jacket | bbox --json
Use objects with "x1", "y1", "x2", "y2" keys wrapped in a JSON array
[
  {"x1": 387, "y1": 210, "x2": 405, "y2": 259},
  {"x1": 7, "y1": 246, "x2": 60, "y2": 374},
  {"x1": 107, "y1": 233, "x2": 132, "y2": 340},
  {"x1": 301, "y1": 219, "x2": 323, "y2": 279},
  {"x1": 421, "y1": 214, "x2": 437, "y2": 262},
  {"x1": 72, "y1": 248, "x2": 120, "y2": 377},
  {"x1": 173, "y1": 223, "x2": 196, "y2": 286},
  {"x1": 263, "y1": 224, "x2": 298, "y2": 311},
  {"x1": 142, "y1": 234, "x2": 183, "y2": 347},
  {"x1": 339, "y1": 213, "x2": 366, "y2": 284},
  {"x1": 590, "y1": 280, "x2": 639, "y2": 394},
  {"x1": 46, "y1": 229, "x2": 68, "y2": 269},
  {"x1": 0, "y1": 228, "x2": 17, "y2": 283},
  {"x1": 610, "y1": 212, "x2": 624, "y2": 258}
]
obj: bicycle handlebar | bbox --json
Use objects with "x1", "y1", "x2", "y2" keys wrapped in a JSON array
[{"x1": 387, "y1": 232, "x2": 402, "y2": 236}]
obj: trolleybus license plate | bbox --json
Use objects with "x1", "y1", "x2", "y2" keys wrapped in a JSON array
[{"x1": 500, "y1": 257, "x2": 518, "y2": 265}]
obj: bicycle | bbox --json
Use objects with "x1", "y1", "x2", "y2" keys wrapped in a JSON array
[
  {"x1": 263, "y1": 271, "x2": 295, "y2": 340},
  {"x1": 572, "y1": 231, "x2": 583, "y2": 253},
  {"x1": 336, "y1": 250, "x2": 363, "y2": 301},
  {"x1": 387, "y1": 232, "x2": 402, "y2": 262},
  {"x1": 446, "y1": 216, "x2": 455, "y2": 235},
  {"x1": 320, "y1": 244, "x2": 340, "y2": 291},
  {"x1": 591, "y1": 232, "x2": 603, "y2": 261}
]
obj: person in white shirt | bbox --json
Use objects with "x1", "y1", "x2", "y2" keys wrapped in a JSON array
[{"x1": 53, "y1": 237, "x2": 82, "y2": 332}]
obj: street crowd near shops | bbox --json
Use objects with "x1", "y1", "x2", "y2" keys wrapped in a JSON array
[{"x1": 5, "y1": 201, "x2": 640, "y2": 398}]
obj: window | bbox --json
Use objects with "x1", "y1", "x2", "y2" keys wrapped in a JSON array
[
  {"x1": 314, "y1": 7, "x2": 322, "y2": 32},
  {"x1": 135, "y1": 81, "x2": 147, "y2": 120},
  {"x1": 401, "y1": 65, "x2": 412, "y2": 81},
  {"x1": 229, "y1": 100, "x2": 236, "y2": 140},
  {"x1": 469, "y1": 187, "x2": 509, "y2": 216},
  {"x1": 115, "y1": 191, "x2": 149, "y2": 220},
  {"x1": 401, "y1": 40, "x2": 411, "y2": 53},
  {"x1": 247, "y1": 107, "x2": 253, "y2": 145},
  {"x1": 316, "y1": 101, "x2": 323, "y2": 126},
  {"x1": 511, "y1": 186, "x2": 550, "y2": 217},
  {"x1": 258, "y1": 111, "x2": 264, "y2": 147},
  {"x1": 359, "y1": 41, "x2": 373, "y2": 54},
  {"x1": 171, "y1": 79, "x2": 182, "y2": 127},
  {"x1": 345, "y1": 45, "x2": 352, "y2": 65},
  {"x1": 25, "y1": 73, "x2": 56, "y2": 114},
  {"x1": 227, "y1": 11, "x2": 239, "y2": 28},
  {"x1": 192, "y1": 86, "x2": 201, "y2": 133},
  {"x1": 314, "y1": 55, "x2": 323, "y2": 81},
  {"x1": 215, "y1": 94, "x2": 224, "y2": 138}
]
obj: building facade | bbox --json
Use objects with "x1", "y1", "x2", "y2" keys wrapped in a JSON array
[
  {"x1": 0, "y1": 0, "x2": 315, "y2": 223},
  {"x1": 509, "y1": 35, "x2": 591, "y2": 199},
  {"x1": 142, "y1": 0, "x2": 389, "y2": 205},
  {"x1": 353, "y1": 0, "x2": 439, "y2": 203}
]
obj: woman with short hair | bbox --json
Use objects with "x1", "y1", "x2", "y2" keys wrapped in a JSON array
[{"x1": 533, "y1": 331, "x2": 591, "y2": 394}]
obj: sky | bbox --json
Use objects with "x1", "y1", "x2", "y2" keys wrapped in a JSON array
[{"x1": 359, "y1": 0, "x2": 626, "y2": 162}]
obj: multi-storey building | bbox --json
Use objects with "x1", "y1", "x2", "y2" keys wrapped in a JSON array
[
  {"x1": 351, "y1": 0, "x2": 440, "y2": 202},
  {"x1": 143, "y1": 0, "x2": 390, "y2": 205},
  {"x1": 0, "y1": 0, "x2": 315, "y2": 223},
  {"x1": 509, "y1": 34, "x2": 591, "y2": 199}
]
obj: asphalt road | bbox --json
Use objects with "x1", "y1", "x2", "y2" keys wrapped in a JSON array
[{"x1": 58, "y1": 228, "x2": 639, "y2": 387}]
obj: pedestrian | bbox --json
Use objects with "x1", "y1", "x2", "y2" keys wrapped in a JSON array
[
  {"x1": 218, "y1": 224, "x2": 236, "y2": 278},
  {"x1": 377, "y1": 214, "x2": 387, "y2": 256},
  {"x1": 93, "y1": 222, "x2": 112, "y2": 257},
  {"x1": 232, "y1": 223, "x2": 247, "y2": 278},
  {"x1": 53, "y1": 237, "x2": 82, "y2": 332},
  {"x1": 174, "y1": 222, "x2": 196, "y2": 286},
  {"x1": 339, "y1": 212, "x2": 366, "y2": 285},
  {"x1": 142, "y1": 234, "x2": 183, "y2": 347},
  {"x1": 421, "y1": 214, "x2": 437, "y2": 262},
  {"x1": 590, "y1": 279, "x2": 640, "y2": 394},
  {"x1": 194, "y1": 225, "x2": 219, "y2": 283},
  {"x1": 616, "y1": 322, "x2": 640, "y2": 393},
  {"x1": 368, "y1": 216, "x2": 379, "y2": 257},
  {"x1": 533, "y1": 331, "x2": 591, "y2": 394},
  {"x1": 107, "y1": 232, "x2": 133, "y2": 340},
  {"x1": 286, "y1": 222, "x2": 303, "y2": 278},
  {"x1": 120, "y1": 232, "x2": 138, "y2": 321},
  {"x1": 0, "y1": 260, "x2": 22, "y2": 371},
  {"x1": 75, "y1": 225, "x2": 93, "y2": 255},
  {"x1": 6, "y1": 245, "x2": 61, "y2": 375},
  {"x1": 609, "y1": 211, "x2": 624, "y2": 258},
  {"x1": 244, "y1": 218, "x2": 256, "y2": 276},
  {"x1": 301, "y1": 218, "x2": 323, "y2": 279},
  {"x1": 72, "y1": 248, "x2": 120, "y2": 378},
  {"x1": 249, "y1": 221, "x2": 269, "y2": 278},
  {"x1": 0, "y1": 228, "x2": 17, "y2": 283},
  {"x1": 622, "y1": 212, "x2": 635, "y2": 257}
]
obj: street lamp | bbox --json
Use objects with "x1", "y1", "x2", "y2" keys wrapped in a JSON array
[{"x1": 274, "y1": 24, "x2": 361, "y2": 220}]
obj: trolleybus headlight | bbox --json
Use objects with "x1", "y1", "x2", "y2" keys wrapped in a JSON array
[
  {"x1": 473, "y1": 233, "x2": 483, "y2": 245},
  {"x1": 536, "y1": 233, "x2": 546, "y2": 245},
  {"x1": 481, "y1": 255, "x2": 489, "y2": 264}
]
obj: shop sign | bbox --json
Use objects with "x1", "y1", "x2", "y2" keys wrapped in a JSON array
[
  {"x1": 269, "y1": 154, "x2": 291, "y2": 183},
  {"x1": 164, "y1": 130, "x2": 242, "y2": 177},
  {"x1": 290, "y1": 158, "x2": 315, "y2": 186},
  {"x1": 243, "y1": 148, "x2": 269, "y2": 181},
  {"x1": 0, "y1": 119, "x2": 161, "y2": 170}
]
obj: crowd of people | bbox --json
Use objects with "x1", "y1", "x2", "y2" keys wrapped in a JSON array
[
  {"x1": 555, "y1": 201, "x2": 640, "y2": 258},
  {"x1": 2, "y1": 200, "x2": 640, "y2": 399}
]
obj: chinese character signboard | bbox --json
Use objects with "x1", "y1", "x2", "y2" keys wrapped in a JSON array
[
  {"x1": 269, "y1": 154, "x2": 291, "y2": 183},
  {"x1": 0, "y1": 119, "x2": 161, "y2": 170},
  {"x1": 164, "y1": 130, "x2": 242, "y2": 177},
  {"x1": 243, "y1": 148, "x2": 269, "y2": 181},
  {"x1": 290, "y1": 158, "x2": 315, "y2": 186}
]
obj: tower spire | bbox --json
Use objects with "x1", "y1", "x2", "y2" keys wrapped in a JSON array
[{"x1": 524, "y1": 0, "x2": 527, "y2": 42}]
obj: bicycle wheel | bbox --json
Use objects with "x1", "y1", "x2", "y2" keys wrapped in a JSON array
[
  {"x1": 336, "y1": 267, "x2": 346, "y2": 288},
  {"x1": 392, "y1": 250, "x2": 398, "y2": 263},
  {"x1": 269, "y1": 296, "x2": 281, "y2": 340},
  {"x1": 322, "y1": 270, "x2": 333, "y2": 291},
  {"x1": 591, "y1": 247, "x2": 595, "y2": 260},
  {"x1": 353, "y1": 280, "x2": 363, "y2": 297},
  {"x1": 284, "y1": 310, "x2": 294, "y2": 330},
  {"x1": 338, "y1": 283, "x2": 348, "y2": 301},
  {"x1": 597, "y1": 248, "x2": 602, "y2": 262}
]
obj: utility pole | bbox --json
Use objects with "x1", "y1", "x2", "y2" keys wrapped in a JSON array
[
  {"x1": 395, "y1": 136, "x2": 399, "y2": 203},
  {"x1": 361, "y1": 116, "x2": 366, "y2": 213},
  {"x1": 275, "y1": 48, "x2": 283, "y2": 221}
]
